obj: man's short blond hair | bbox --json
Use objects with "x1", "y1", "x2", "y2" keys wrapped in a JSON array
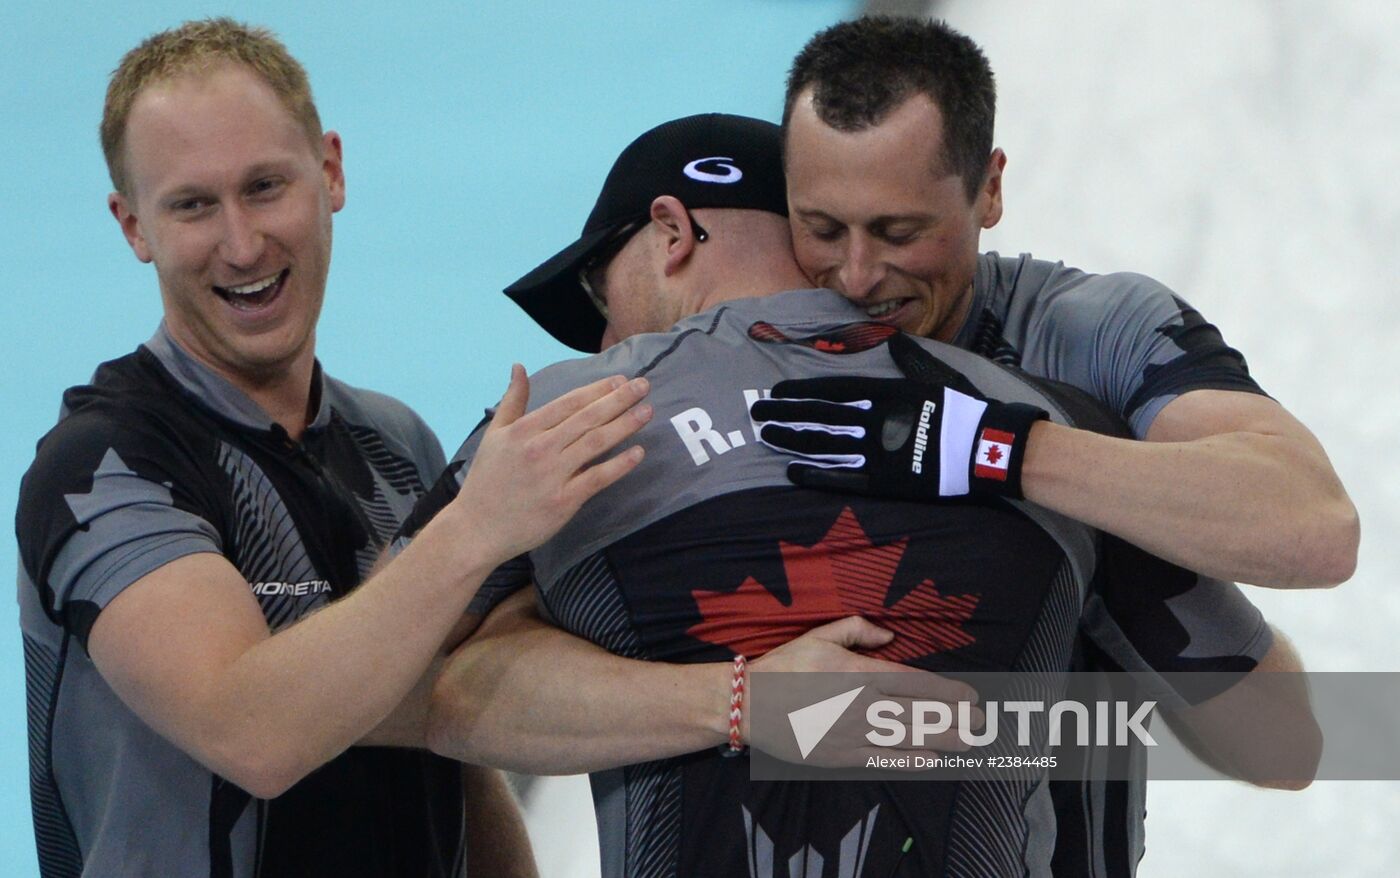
[{"x1": 101, "y1": 17, "x2": 322, "y2": 195}]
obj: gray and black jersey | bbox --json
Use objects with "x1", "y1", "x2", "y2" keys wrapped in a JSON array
[
  {"x1": 409, "y1": 289, "x2": 1269, "y2": 878},
  {"x1": 953, "y1": 252, "x2": 1269, "y2": 875},
  {"x1": 955, "y1": 252, "x2": 1266, "y2": 438},
  {"x1": 16, "y1": 325, "x2": 463, "y2": 878}
]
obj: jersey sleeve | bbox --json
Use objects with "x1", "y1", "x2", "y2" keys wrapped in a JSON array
[
  {"x1": 1028, "y1": 271, "x2": 1267, "y2": 437},
  {"x1": 1082, "y1": 535, "x2": 1273, "y2": 708},
  {"x1": 1021, "y1": 372, "x2": 1273, "y2": 707},
  {"x1": 16, "y1": 411, "x2": 223, "y2": 648}
]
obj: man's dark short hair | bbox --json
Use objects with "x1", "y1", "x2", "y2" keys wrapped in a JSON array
[{"x1": 784, "y1": 16, "x2": 996, "y2": 202}]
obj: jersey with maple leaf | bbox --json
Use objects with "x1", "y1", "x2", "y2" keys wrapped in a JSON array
[
  {"x1": 609, "y1": 489, "x2": 1064, "y2": 675},
  {"x1": 429, "y1": 289, "x2": 1269, "y2": 878}
]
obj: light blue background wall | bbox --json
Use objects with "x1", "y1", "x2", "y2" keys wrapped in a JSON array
[{"x1": 0, "y1": 2, "x2": 854, "y2": 871}]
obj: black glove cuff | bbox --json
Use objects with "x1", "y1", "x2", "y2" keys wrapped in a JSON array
[{"x1": 968, "y1": 402, "x2": 1048, "y2": 499}]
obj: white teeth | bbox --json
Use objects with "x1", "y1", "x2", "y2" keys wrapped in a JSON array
[
  {"x1": 227, "y1": 273, "x2": 281, "y2": 296},
  {"x1": 866, "y1": 300, "x2": 902, "y2": 317}
]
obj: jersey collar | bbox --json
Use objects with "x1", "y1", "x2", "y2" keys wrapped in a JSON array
[
  {"x1": 947, "y1": 252, "x2": 996, "y2": 351},
  {"x1": 142, "y1": 322, "x2": 333, "y2": 434}
]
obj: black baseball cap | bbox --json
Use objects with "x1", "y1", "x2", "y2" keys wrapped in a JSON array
[{"x1": 504, "y1": 113, "x2": 788, "y2": 352}]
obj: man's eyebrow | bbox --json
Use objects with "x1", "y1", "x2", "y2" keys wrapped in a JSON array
[
  {"x1": 869, "y1": 213, "x2": 937, "y2": 227},
  {"x1": 793, "y1": 207, "x2": 938, "y2": 226},
  {"x1": 155, "y1": 160, "x2": 301, "y2": 204},
  {"x1": 157, "y1": 184, "x2": 212, "y2": 205},
  {"x1": 243, "y1": 160, "x2": 296, "y2": 179}
]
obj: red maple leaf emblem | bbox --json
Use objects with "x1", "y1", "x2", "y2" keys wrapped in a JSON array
[
  {"x1": 983, "y1": 443, "x2": 1004, "y2": 465},
  {"x1": 687, "y1": 507, "x2": 979, "y2": 662}
]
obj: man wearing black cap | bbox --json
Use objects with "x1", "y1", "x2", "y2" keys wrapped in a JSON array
[
  {"x1": 418, "y1": 113, "x2": 1307, "y2": 877},
  {"x1": 504, "y1": 114, "x2": 792, "y2": 352}
]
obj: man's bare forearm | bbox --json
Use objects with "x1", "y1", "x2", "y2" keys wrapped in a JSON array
[
  {"x1": 359, "y1": 613, "x2": 482, "y2": 748},
  {"x1": 91, "y1": 506, "x2": 500, "y2": 798},
  {"x1": 89, "y1": 374, "x2": 652, "y2": 797},
  {"x1": 1163, "y1": 628, "x2": 1321, "y2": 789},
  {"x1": 1023, "y1": 392, "x2": 1358, "y2": 588},
  {"x1": 426, "y1": 589, "x2": 959, "y2": 774},
  {"x1": 427, "y1": 589, "x2": 729, "y2": 774}
]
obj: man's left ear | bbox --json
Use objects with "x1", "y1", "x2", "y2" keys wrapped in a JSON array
[
  {"x1": 321, "y1": 131, "x2": 346, "y2": 213},
  {"x1": 650, "y1": 195, "x2": 699, "y2": 277},
  {"x1": 978, "y1": 148, "x2": 1006, "y2": 229}
]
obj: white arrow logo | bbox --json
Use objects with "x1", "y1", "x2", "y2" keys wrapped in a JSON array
[
  {"x1": 683, "y1": 156, "x2": 743, "y2": 183},
  {"x1": 787, "y1": 685, "x2": 865, "y2": 759}
]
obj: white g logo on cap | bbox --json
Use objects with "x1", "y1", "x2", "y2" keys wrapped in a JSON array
[{"x1": 683, "y1": 157, "x2": 743, "y2": 184}]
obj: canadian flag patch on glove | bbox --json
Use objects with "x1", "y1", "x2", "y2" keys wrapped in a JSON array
[{"x1": 973, "y1": 428, "x2": 1015, "y2": 481}]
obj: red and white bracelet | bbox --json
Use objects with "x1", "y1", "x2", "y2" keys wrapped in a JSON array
[{"x1": 727, "y1": 654, "x2": 747, "y2": 754}]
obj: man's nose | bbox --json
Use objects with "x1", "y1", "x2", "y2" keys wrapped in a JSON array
[
  {"x1": 217, "y1": 204, "x2": 265, "y2": 270},
  {"x1": 837, "y1": 235, "x2": 885, "y2": 301}
]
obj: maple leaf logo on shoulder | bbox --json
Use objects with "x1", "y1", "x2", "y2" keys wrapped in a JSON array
[
  {"x1": 687, "y1": 507, "x2": 980, "y2": 663},
  {"x1": 747, "y1": 321, "x2": 897, "y2": 354}
]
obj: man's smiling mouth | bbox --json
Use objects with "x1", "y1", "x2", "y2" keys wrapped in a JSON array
[
  {"x1": 214, "y1": 269, "x2": 288, "y2": 310},
  {"x1": 865, "y1": 298, "x2": 908, "y2": 318}
]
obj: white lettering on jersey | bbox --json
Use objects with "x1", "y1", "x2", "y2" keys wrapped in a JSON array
[
  {"x1": 742, "y1": 388, "x2": 771, "y2": 443},
  {"x1": 672, "y1": 389, "x2": 773, "y2": 466},
  {"x1": 251, "y1": 579, "x2": 332, "y2": 597},
  {"x1": 672, "y1": 407, "x2": 732, "y2": 465}
]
